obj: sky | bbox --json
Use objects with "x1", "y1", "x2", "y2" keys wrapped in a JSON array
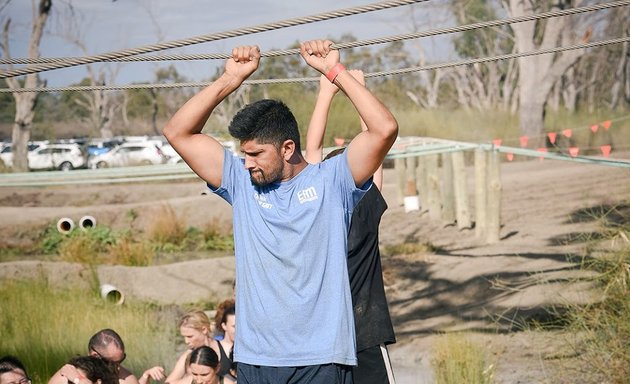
[{"x1": 1, "y1": 0, "x2": 454, "y2": 88}]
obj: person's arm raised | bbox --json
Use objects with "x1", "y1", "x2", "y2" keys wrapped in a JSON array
[
  {"x1": 305, "y1": 74, "x2": 338, "y2": 164},
  {"x1": 163, "y1": 45, "x2": 260, "y2": 188},
  {"x1": 300, "y1": 40, "x2": 397, "y2": 187},
  {"x1": 348, "y1": 70, "x2": 384, "y2": 190}
]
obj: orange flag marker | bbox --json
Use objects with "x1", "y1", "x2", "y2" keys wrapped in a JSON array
[
  {"x1": 506, "y1": 153, "x2": 514, "y2": 162},
  {"x1": 590, "y1": 124, "x2": 599, "y2": 133},
  {"x1": 537, "y1": 147, "x2": 547, "y2": 161},
  {"x1": 547, "y1": 132, "x2": 557, "y2": 144},
  {"x1": 600, "y1": 145, "x2": 611, "y2": 157},
  {"x1": 569, "y1": 147, "x2": 579, "y2": 157},
  {"x1": 602, "y1": 120, "x2": 612, "y2": 130},
  {"x1": 492, "y1": 138, "x2": 502, "y2": 147},
  {"x1": 519, "y1": 135, "x2": 529, "y2": 148},
  {"x1": 562, "y1": 129, "x2": 573, "y2": 138},
  {"x1": 334, "y1": 137, "x2": 345, "y2": 146}
]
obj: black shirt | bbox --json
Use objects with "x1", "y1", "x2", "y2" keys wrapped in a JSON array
[{"x1": 347, "y1": 186, "x2": 396, "y2": 352}]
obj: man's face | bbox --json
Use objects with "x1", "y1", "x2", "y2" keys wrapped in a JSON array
[
  {"x1": 240, "y1": 140, "x2": 285, "y2": 187},
  {"x1": 0, "y1": 370, "x2": 29, "y2": 384}
]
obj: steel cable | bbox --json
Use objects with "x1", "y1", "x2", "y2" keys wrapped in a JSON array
[
  {"x1": 0, "y1": 0, "x2": 426, "y2": 79},
  {"x1": 3, "y1": 0, "x2": 627, "y2": 66},
  {"x1": 3, "y1": 36, "x2": 627, "y2": 93}
]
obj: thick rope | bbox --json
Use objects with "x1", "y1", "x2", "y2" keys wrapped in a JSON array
[
  {"x1": 3, "y1": 0, "x2": 627, "y2": 66},
  {"x1": 0, "y1": 0, "x2": 426, "y2": 79},
  {"x1": 2, "y1": 36, "x2": 627, "y2": 93}
]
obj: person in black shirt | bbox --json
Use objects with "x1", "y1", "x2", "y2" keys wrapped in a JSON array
[{"x1": 306, "y1": 70, "x2": 397, "y2": 384}]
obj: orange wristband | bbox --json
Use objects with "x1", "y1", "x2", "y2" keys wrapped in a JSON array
[{"x1": 325, "y1": 63, "x2": 346, "y2": 83}]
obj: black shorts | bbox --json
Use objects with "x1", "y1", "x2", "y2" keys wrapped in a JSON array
[
  {"x1": 353, "y1": 344, "x2": 396, "y2": 384},
  {"x1": 237, "y1": 362, "x2": 352, "y2": 384}
]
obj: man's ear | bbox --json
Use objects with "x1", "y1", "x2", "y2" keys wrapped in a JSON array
[{"x1": 281, "y1": 140, "x2": 296, "y2": 160}]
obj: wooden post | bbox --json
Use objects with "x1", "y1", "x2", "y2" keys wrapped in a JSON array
[
  {"x1": 486, "y1": 149, "x2": 502, "y2": 243},
  {"x1": 474, "y1": 148, "x2": 488, "y2": 239},
  {"x1": 405, "y1": 156, "x2": 418, "y2": 195},
  {"x1": 451, "y1": 151, "x2": 472, "y2": 229},
  {"x1": 395, "y1": 157, "x2": 406, "y2": 206},
  {"x1": 416, "y1": 156, "x2": 428, "y2": 213},
  {"x1": 425, "y1": 154, "x2": 441, "y2": 220},
  {"x1": 441, "y1": 153, "x2": 456, "y2": 223}
]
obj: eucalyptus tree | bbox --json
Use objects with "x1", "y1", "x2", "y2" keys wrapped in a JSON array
[{"x1": 1, "y1": 0, "x2": 52, "y2": 172}]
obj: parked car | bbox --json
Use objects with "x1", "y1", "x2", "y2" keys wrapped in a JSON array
[
  {"x1": 88, "y1": 142, "x2": 167, "y2": 168},
  {"x1": 160, "y1": 143, "x2": 184, "y2": 164},
  {"x1": 0, "y1": 142, "x2": 46, "y2": 168},
  {"x1": 28, "y1": 143, "x2": 87, "y2": 171},
  {"x1": 86, "y1": 139, "x2": 122, "y2": 158}
]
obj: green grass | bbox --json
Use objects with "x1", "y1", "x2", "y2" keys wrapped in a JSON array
[
  {"x1": 564, "y1": 232, "x2": 630, "y2": 383},
  {"x1": 391, "y1": 107, "x2": 630, "y2": 152},
  {"x1": 1, "y1": 207, "x2": 235, "y2": 265},
  {"x1": 0, "y1": 279, "x2": 179, "y2": 384},
  {"x1": 431, "y1": 332, "x2": 496, "y2": 384}
]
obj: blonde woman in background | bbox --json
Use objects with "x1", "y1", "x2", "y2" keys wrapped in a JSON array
[{"x1": 165, "y1": 310, "x2": 220, "y2": 384}]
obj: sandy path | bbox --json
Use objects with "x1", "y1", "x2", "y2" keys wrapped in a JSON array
[{"x1": 1, "y1": 153, "x2": 629, "y2": 383}]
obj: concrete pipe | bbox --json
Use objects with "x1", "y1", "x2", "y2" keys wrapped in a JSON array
[
  {"x1": 79, "y1": 215, "x2": 96, "y2": 230},
  {"x1": 100, "y1": 284, "x2": 125, "y2": 305},
  {"x1": 56, "y1": 217, "x2": 75, "y2": 234}
]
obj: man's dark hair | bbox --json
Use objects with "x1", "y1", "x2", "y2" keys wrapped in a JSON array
[
  {"x1": 68, "y1": 356, "x2": 117, "y2": 384},
  {"x1": 228, "y1": 99, "x2": 300, "y2": 151},
  {"x1": 0, "y1": 355, "x2": 27, "y2": 375},
  {"x1": 88, "y1": 329, "x2": 125, "y2": 353}
]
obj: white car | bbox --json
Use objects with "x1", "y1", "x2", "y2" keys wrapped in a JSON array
[
  {"x1": 88, "y1": 142, "x2": 167, "y2": 168},
  {"x1": 0, "y1": 142, "x2": 47, "y2": 169},
  {"x1": 28, "y1": 143, "x2": 87, "y2": 171}
]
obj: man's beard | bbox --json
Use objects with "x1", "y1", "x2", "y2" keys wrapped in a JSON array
[{"x1": 249, "y1": 163, "x2": 284, "y2": 187}]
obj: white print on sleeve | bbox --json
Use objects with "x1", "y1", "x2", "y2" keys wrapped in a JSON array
[
  {"x1": 297, "y1": 187, "x2": 318, "y2": 204},
  {"x1": 253, "y1": 192, "x2": 273, "y2": 209}
]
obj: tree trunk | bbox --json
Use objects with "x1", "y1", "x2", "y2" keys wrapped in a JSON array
[
  {"x1": 150, "y1": 88, "x2": 160, "y2": 135},
  {"x1": 505, "y1": 0, "x2": 586, "y2": 148},
  {"x1": 1, "y1": 0, "x2": 52, "y2": 172},
  {"x1": 611, "y1": 41, "x2": 629, "y2": 110}
]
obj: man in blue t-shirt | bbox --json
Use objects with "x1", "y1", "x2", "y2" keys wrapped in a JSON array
[{"x1": 163, "y1": 39, "x2": 398, "y2": 384}]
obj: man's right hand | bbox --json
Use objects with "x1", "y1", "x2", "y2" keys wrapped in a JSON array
[{"x1": 225, "y1": 45, "x2": 260, "y2": 82}]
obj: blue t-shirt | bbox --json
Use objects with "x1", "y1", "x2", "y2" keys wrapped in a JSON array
[{"x1": 211, "y1": 149, "x2": 369, "y2": 367}]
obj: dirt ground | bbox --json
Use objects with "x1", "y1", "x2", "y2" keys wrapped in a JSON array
[{"x1": 1, "y1": 152, "x2": 630, "y2": 383}]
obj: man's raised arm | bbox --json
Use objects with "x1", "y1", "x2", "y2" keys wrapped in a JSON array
[
  {"x1": 163, "y1": 46, "x2": 260, "y2": 188},
  {"x1": 299, "y1": 40, "x2": 398, "y2": 187}
]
